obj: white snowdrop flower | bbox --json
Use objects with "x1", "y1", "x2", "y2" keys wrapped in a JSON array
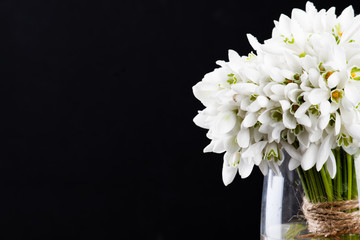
[{"x1": 263, "y1": 142, "x2": 285, "y2": 176}]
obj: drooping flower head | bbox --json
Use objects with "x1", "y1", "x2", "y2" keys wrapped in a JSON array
[{"x1": 193, "y1": 2, "x2": 360, "y2": 185}]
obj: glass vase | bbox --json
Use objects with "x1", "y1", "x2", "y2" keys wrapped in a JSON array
[{"x1": 260, "y1": 149, "x2": 360, "y2": 240}]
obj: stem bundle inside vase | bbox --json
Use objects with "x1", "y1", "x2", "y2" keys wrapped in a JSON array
[
  {"x1": 297, "y1": 147, "x2": 360, "y2": 240},
  {"x1": 297, "y1": 148, "x2": 358, "y2": 203}
]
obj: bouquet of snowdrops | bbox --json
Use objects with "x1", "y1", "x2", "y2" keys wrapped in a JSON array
[{"x1": 193, "y1": 2, "x2": 360, "y2": 239}]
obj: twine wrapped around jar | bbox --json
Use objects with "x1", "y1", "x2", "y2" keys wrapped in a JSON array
[{"x1": 299, "y1": 197, "x2": 360, "y2": 240}]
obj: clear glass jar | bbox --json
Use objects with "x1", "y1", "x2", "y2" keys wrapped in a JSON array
[{"x1": 260, "y1": 153, "x2": 308, "y2": 240}]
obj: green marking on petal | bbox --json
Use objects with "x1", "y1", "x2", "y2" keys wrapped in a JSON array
[
  {"x1": 271, "y1": 108, "x2": 283, "y2": 122},
  {"x1": 282, "y1": 34, "x2": 295, "y2": 44},
  {"x1": 250, "y1": 94, "x2": 258, "y2": 102},
  {"x1": 351, "y1": 67, "x2": 360, "y2": 80},
  {"x1": 337, "y1": 132, "x2": 353, "y2": 147},
  {"x1": 319, "y1": 62, "x2": 325, "y2": 74},
  {"x1": 331, "y1": 89, "x2": 343, "y2": 103},
  {"x1": 329, "y1": 113, "x2": 336, "y2": 127},
  {"x1": 299, "y1": 52, "x2": 306, "y2": 58},
  {"x1": 227, "y1": 73, "x2": 238, "y2": 85},
  {"x1": 309, "y1": 105, "x2": 320, "y2": 116},
  {"x1": 291, "y1": 124, "x2": 304, "y2": 135}
]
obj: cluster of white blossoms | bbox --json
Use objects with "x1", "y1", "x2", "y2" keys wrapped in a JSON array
[{"x1": 193, "y1": 2, "x2": 360, "y2": 185}]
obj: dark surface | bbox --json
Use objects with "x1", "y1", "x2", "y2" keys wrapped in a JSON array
[{"x1": 0, "y1": 0, "x2": 358, "y2": 239}]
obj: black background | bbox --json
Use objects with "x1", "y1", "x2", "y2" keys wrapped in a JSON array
[{"x1": 0, "y1": 0, "x2": 359, "y2": 239}]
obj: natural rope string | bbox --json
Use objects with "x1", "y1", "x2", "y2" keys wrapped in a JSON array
[{"x1": 298, "y1": 197, "x2": 360, "y2": 240}]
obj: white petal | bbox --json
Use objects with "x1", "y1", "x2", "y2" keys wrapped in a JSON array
[
  {"x1": 287, "y1": 131, "x2": 295, "y2": 144},
  {"x1": 300, "y1": 55, "x2": 318, "y2": 72},
  {"x1": 320, "y1": 101, "x2": 331, "y2": 115},
  {"x1": 272, "y1": 124, "x2": 285, "y2": 142},
  {"x1": 192, "y1": 82, "x2": 218, "y2": 106},
  {"x1": 327, "y1": 71, "x2": 340, "y2": 89},
  {"x1": 247, "y1": 100, "x2": 262, "y2": 113},
  {"x1": 348, "y1": 54, "x2": 360, "y2": 67},
  {"x1": 318, "y1": 74, "x2": 327, "y2": 90},
  {"x1": 327, "y1": 152, "x2": 337, "y2": 179},
  {"x1": 333, "y1": 46, "x2": 347, "y2": 71},
  {"x1": 301, "y1": 143, "x2": 318, "y2": 170},
  {"x1": 215, "y1": 111, "x2": 237, "y2": 134},
  {"x1": 193, "y1": 112, "x2": 208, "y2": 129},
  {"x1": 306, "y1": 1, "x2": 317, "y2": 13},
  {"x1": 319, "y1": 115, "x2": 330, "y2": 130},
  {"x1": 224, "y1": 136, "x2": 240, "y2": 153},
  {"x1": 258, "y1": 160, "x2": 269, "y2": 176},
  {"x1": 330, "y1": 101, "x2": 339, "y2": 113},
  {"x1": 298, "y1": 131, "x2": 310, "y2": 148},
  {"x1": 340, "y1": 15, "x2": 360, "y2": 44},
  {"x1": 345, "y1": 81, "x2": 360, "y2": 105},
  {"x1": 292, "y1": 8, "x2": 311, "y2": 33},
  {"x1": 308, "y1": 68, "x2": 320, "y2": 88},
  {"x1": 268, "y1": 161, "x2": 281, "y2": 176},
  {"x1": 308, "y1": 89, "x2": 330, "y2": 105},
  {"x1": 338, "y1": 5, "x2": 354, "y2": 30},
  {"x1": 309, "y1": 129, "x2": 322, "y2": 142},
  {"x1": 204, "y1": 141, "x2": 215, "y2": 153},
  {"x1": 318, "y1": 101, "x2": 331, "y2": 130},
  {"x1": 343, "y1": 145, "x2": 359, "y2": 155},
  {"x1": 335, "y1": 112, "x2": 341, "y2": 135},
  {"x1": 269, "y1": 68, "x2": 286, "y2": 83},
  {"x1": 271, "y1": 84, "x2": 285, "y2": 97},
  {"x1": 347, "y1": 124, "x2": 360, "y2": 140},
  {"x1": 283, "y1": 111, "x2": 297, "y2": 129},
  {"x1": 256, "y1": 130, "x2": 265, "y2": 143},
  {"x1": 284, "y1": 51, "x2": 301, "y2": 73},
  {"x1": 289, "y1": 158, "x2": 301, "y2": 171},
  {"x1": 237, "y1": 128, "x2": 250, "y2": 148},
  {"x1": 259, "y1": 124, "x2": 271, "y2": 135},
  {"x1": 256, "y1": 95, "x2": 269, "y2": 108},
  {"x1": 253, "y1": 154, "x2": 263, "y2": 166},
  {"x1": 222, "y1": 155, "x2": 237, "y2": 186},
  {"x1": 242, "y1": 112, "x2": 257, "y2": 128},
  {"x1": 242, "y1": 141, "x2": 267, "y2": 159},
  {"x1": 316, "y1": 134, "x2": 334, "y2": 171},
  {"x1": 258, "y1": 109, "x2": 272, "y2": 124},
  {"x1": 341, "y1": 96, "x2": 355, "y2": 111},
  {"x1": 247, "y1": 34, "x2": 261, "y2": 51},
  {"x1": 244, "y1": 68, "x2": 261, "y2": 83},
  {"x1": 281, "y1": 141, "x2": 302, "y2": 160},
  {"x1": 284, "y1": 83, "x2": 299, "y2": 94},
  {"x1": 239, "y1": 159, "x2": 254, "y2": 179},
  {"x1": 212, "y1": 140, "x2": 225, "y2": 153},
  {"x1": 279, "y1": 100, "x2": 291, "y2": 111},
  {"x1": 297, "y1": 114, "x2": 312, "y2": 128},
  {"x1": 294, "y1": 102, "x2": 311, "y2": 118},
  {"x1": 288, "y1": 89, "x2": 302, "y2": 103},
  {"x1": 240, "y1": 98, "x2": 251, "y2": 111},
  {"x1": 277, "y1": 14, "x2": 291, "y2": 35},
  {"x1": 232, "y1": 83, "x2": 257, "y2": 95},
  {"x1": 228, "y1": 49, "x2": 241, "y2": 64}
]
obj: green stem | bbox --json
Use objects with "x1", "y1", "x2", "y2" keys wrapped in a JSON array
[
  {"x1": 353, "y1": 159, "x2": 358, "y2": 199},
  {"x1": 343, "y1": 151, "x2": 348, "y2": 200},
  {"x1": 309, "y1": 168, "x2": 323, "y2": 202},
  {"x1": 347, "y1": 153, "x2": 353, "y2": 200},
  {"x1": 297, "y1": 168, "x2": 310, "y2": 201},
  {"x1": 336, "y1": 149, "x2": 342, "y2": 201},
  {"x1": 320, "y1": 167, "x2": 333, "y2": 202}
]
